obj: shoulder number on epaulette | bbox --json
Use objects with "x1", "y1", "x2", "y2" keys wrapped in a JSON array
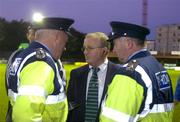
[
  {"x1": 35, "y1": 48, "x2": 46, "y2": 59},
  {"x1": 126, "y1": 60, "x2": 139, "y2": 71}
]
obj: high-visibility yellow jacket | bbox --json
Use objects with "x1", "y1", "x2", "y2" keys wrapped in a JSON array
[
  {"x1": 6, "y1": 41, "x2": 68, "y2": 122},
  {"x1": 125, "y1": 50, "x2": 173, "y2": 122},
  {"x1": 99, "y1": 68, "x2": 146, "y2": 122},
  {"x1": 100, "y1": 50, "x2": 173, "y2": 122},
  {"x1": 99, "y1": 72, "x2": 172, "y2": 122}
]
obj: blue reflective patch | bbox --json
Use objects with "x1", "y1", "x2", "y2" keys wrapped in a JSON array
[
  {"x1": 9, "y1": 58, "x2": 22, "y2": 76},
  {"x1": 155, "y1": 71, "x2": 171, "y2": 90}
]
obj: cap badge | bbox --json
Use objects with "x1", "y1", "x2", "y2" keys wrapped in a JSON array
[{"x1": 123, "y1": 33, "x2": 127, "y2": 36}]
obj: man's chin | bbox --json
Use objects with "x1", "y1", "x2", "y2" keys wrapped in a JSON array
[{"x1": 85, "y1": 59, "x2": 91, "y2": 64}]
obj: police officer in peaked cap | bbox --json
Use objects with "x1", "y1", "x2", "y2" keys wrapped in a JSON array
[
  {"x1": 99, "y1": 21, "x2": 174, "y2": 122},
  {"x1": 6, "y1": 17, "x2": 74, "y2": 122}
]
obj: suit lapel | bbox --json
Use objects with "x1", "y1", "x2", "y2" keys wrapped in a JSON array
[
  {"x1": 81, "y1": 66, "x2": 89, "y2": 103},
  {"x1": 101, "y1": 61, "x2": 114, "y2": 101}
]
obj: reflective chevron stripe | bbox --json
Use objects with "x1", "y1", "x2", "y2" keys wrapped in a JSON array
[{"x1": 150, "y1": 103, "x2": 173, "y2": 113}]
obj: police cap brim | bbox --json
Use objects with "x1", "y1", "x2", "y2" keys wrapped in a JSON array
[
  {"x1": 32, "y1": 17, "x2": 74, "y2": 33},
  {"x1": 108, "y1": 21, "x2": 150, "y2": 42}
]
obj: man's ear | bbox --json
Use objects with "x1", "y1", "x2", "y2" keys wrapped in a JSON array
[
  {"x1": 103, "y1": 47, "x2": 109, "y2": 55},
  {"x1": 126, "y1": 39, "x2": 133, "y2": 49}
]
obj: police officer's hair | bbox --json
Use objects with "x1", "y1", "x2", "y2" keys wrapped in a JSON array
[
  {"x1": 35, "y1": 29, "x2": 59, "y2": 40},
  {"x1": 133, "y1": 38, "x2": 145, "y2": 47},
  {"x1": 85, "y1": 32, "x2": 110, "y2": 50},
  {"x1": 127, "y1": 37, "x2": 145, "y2": 47}
]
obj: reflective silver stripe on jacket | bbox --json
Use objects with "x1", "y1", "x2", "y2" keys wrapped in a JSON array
[
  {"x1": 8, "y1": 86, "x2": 66, "y2": 104},
  {"x1": 8, "y1": 89, "x2": 18, "y2": 102},
  {"x1": 124, "y1": 64, "x2": 153, "y2": 118},
  {"x1": 18, "y1": 86, "x2": 46, "y2": 97},
  {"x1": 134, "y1": 65, "x2": 153, "y2": 117},
  {"x1": 134, "y1": 103, "x2": 174, "y2": 121},
  {"x1": 150, "y1": 103, "x2": 174, "y2": 113},
  {"x1": 46, "y1": 92, "x2": 66, "y2": 104},
  {"x1": 8, "y1": 86, "x2": 45, "y2": 101},
  {"x1": 53, "y1": 60, "x2": 64, "y2": 93},
  {"x1": 101, "y1": 105, "x2": 135, "y2": 122}
]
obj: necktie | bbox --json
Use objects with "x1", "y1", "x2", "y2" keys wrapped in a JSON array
[{"x1": 85, "y1": 67, "x2": 99, "y2": 122}]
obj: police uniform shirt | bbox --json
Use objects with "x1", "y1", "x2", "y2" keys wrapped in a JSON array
[{"x1": 86, "y1": 58, "x2": 108, "y2": 106}]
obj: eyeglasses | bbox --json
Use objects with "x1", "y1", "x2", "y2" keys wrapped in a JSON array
[{"x1": 81, "y1": 46, "x2": 104, "y2": 51}]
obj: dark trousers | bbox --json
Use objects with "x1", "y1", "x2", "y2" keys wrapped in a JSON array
[{"x1": 6, "y1": 102, "x2": 12, "y2": 122}]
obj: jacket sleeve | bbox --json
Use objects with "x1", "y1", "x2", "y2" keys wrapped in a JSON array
[
  {"x1": 12, "y1": 61, "x2": 54, "y2": 122},
  {"x1": 175, "y1": 77, "x2": 180, "y2": 101},
  {"x1": 100, "y1": 74, "x2": 145, "y2": 122},
  {"x1": 66, "y1": 69, "x2": 77, "y2": 122},
  {"x1": 67, "y1": 69, "x2": 77, "y2": 101}
]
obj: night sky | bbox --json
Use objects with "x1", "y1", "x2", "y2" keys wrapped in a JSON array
[{"x1": 0, "y1": 0, "x2": 180, "y2": 39}]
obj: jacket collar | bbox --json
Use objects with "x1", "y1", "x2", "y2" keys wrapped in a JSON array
[
  {"x1": 126, "y1": 49, "x2": 151, "y2": 63},
  {"x1": 29, "y1": 41, "x2": 55, "y2": 61}
]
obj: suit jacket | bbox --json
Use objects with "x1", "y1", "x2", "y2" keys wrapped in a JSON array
[{"x1": 67, "y1": 61, "x2": 120, "y2": 122}]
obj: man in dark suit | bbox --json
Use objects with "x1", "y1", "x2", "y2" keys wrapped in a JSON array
[{"x1": 67, "y1": 32, "x2": 120, "y2": 122}]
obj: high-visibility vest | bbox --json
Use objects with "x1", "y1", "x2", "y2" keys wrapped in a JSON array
[
  {"x1": 100, "y1": 50, "x2": 174, "y2": 122},
  {"x1": 125, "y1": 50, "x2": 173, "y2": 122},
  {"x1": 100, "y1": 66, "x2": 147, "y2": 122},
  {"x1": 6, "y1": 41, "x2": 68, "y2": 122}
]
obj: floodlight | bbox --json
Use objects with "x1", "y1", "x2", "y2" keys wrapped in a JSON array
[{"x1": 33, "y1": 12, "x2": 44, "y2": 22}]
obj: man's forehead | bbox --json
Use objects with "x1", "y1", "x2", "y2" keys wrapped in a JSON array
[
  {"x1": 84, "y1": 38, "x2": 101, "y2": 46},
  {"x1": 84, "y1": 37, "x2": 101, "y2": 44},
  {"x1": 113, "y1": 37, "x2": 129, "y2": 42}
]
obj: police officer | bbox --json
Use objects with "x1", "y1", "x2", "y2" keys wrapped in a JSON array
[
  {"x1": 100, "y1": 22, "x2": 174, "y2": 121},
  {"x1": 6, "y1": 17, "x2": 74, "y2": 122}
]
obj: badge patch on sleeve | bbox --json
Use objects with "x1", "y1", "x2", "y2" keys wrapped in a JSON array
[
  {"x1": 9, "y1": 58, "x2": 22, "y2": 76},
  {"x1": 155, "y1": 71, "x2": 171, "y2": 90}
]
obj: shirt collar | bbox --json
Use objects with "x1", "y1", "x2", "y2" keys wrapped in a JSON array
[{"x1": 89, "y1": 58, "x2": 108, "y2": 72}]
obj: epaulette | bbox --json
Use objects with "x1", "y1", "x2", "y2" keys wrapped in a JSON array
[
  {"x1": 126, "y1": 60, "x2": 139, "y2": 71},
  {"x1": 35, "y1": 48, "x2": 47, "y2": 59}
]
